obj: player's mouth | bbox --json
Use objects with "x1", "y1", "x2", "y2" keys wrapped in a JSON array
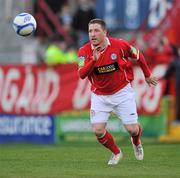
[{"x1": 91, "y1": 38, "x2": 97, "y2": 43}]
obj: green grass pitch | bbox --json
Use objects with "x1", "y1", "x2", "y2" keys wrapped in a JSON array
[{"x1": 0, "y1": 141, "x2": 180, "y2": 178}]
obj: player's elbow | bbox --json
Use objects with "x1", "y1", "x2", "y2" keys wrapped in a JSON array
[
  {"x1": 78, "y1": 69, "x2": 86, "y2": 79},
  {"x1": 79, "y1": 74, "x2": 86, "y2": 79}
]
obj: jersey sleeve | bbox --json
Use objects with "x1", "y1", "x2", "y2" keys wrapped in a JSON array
[
  {"x1": 78, "y1": 47, "x2": 96, "y2": 79},
  {"x1": 119, "y1": 39, "x2": 139, "y2": 59},
  {"x1": 78, "y1": 47, "x2": 86, "y2": 68},
  {"x1": 119, "y1": 39, "x2": 151, "y2": 78}
]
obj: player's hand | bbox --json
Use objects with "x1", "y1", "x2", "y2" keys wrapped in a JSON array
[
  {"x1": 93, "y1": 46, "x2": 101, "y2": 61},
  {"x1": 145, "y1": 76, "x2": 158, "y2": 86}
]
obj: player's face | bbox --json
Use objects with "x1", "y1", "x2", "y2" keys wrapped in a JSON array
[{"x1": 88, "y1": 23, "x2": 107, "y2": 46}]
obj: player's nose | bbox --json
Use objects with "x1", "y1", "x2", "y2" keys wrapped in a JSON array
[{"x1": 89, "y1": 30, "x2": 96, "y2": 36}]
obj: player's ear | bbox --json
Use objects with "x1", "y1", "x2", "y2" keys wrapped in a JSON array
[
  {"x1": 104, "y1": 30, "x2": 108, "y2": 36},
  {"x1": 105, "y1": 30, "x2": 109, "y2": 37}
]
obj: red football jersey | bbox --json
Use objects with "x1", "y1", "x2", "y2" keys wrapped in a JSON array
[{"x1": 78, "y1": 37, "x2": 151, "y2": 95}]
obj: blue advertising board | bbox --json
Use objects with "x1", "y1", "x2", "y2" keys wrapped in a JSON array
[
  {"x1": 95, "y1": 0, "x2": 173, "y2": 31},
  {"x1": 0, "y1": 115, "x2": 55, "y2": 144}
]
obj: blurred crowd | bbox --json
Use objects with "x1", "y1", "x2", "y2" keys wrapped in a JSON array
[
  {"x1": 33, "y1": 0, "x2": 97, "y2": 65},
  {"x1": 131, "y1": 30, "x2": 179, "y2": 65}
]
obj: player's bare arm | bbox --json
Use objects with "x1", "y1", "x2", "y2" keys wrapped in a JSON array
[{"x1": 145, "y1": 75, "x2": 158, "y2": 86}]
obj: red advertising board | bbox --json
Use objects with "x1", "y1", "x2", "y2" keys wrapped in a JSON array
[{"x1": 0, "y1": 64, "x2": 169, "y2": 115}]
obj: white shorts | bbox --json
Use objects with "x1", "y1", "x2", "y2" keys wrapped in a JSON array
[{"x1": 90, "y1": 84, "x2": 138, "y2": 125}]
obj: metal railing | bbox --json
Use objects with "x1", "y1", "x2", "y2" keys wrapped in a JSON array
[{"x1": 35, "y1": 0, "x2": 72, "y2": 44}]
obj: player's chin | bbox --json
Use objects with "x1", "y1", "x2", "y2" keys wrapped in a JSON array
[{"x1": 90, "y1": 40, "x2": 99, "y2": 46}]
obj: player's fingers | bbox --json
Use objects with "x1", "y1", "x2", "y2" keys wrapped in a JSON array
[
  {"x1": 94, "y1": 46, "x2": 101, "y2": 52},
  {"x1": 151, "y1": 79, "x2": 158, "y2": 85},
  {"x1": 153, "y1": 77, "x2": 158, "y2": 85}
]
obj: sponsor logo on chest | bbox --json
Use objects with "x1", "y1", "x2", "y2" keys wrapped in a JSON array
[{"x1": 94, "y1": 62, "x2": 119, "y2": 74}]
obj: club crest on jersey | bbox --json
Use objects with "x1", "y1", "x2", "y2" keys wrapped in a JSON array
[{"x1": 111, "y1": 53, "x2": 117, "y2": 60}]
